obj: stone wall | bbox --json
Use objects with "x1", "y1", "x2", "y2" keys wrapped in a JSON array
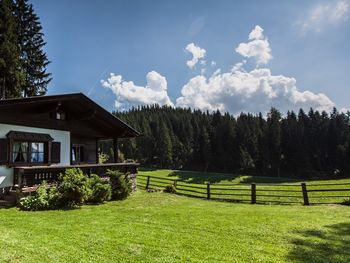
[{"x1": 128, "y1": 173, "x2": 137, "y2": 192}]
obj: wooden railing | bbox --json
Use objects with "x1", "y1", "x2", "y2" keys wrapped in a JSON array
[
  {"x1": 137, "y1": 175, "x2": 350, "y2": 205},
  {"x1": 14, "y1": 163, "x2": 139, "y2": 188}
]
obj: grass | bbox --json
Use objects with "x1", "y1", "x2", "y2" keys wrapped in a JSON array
[
  {"x1": 138, "y1": 168, "x2": 350, "y2": 204},
  {"x1": 0, "y1": 190, "x2": 349, "y2": 262}
]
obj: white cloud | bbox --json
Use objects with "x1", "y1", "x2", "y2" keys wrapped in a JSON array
[
  {"x1": 176, "y1": 68, "x2": 334, "y2": 115},
  {"x1": 249, "y1": 25, "x2": 264, "y2": 40},
  {"x1": 185, "y1": 43, "x2": 206, "y2": 69},
  {"x1": 340, "y1": 107, "x2": 350, "y2": 113},
  {"x1": 235, "y1": 25, "x2": 272, "y2": 65},
  {"x1": 231, "y1": 60, "x2": 247, "y2": 72},
  {"x1": 298, "y1": 0, "x2": 349, "y2": 33},
  {"x1": 102, "y1": 25, "x2": 335, "y2": 115},
  {"x1": 101, "y1": 71, "x2": 174, "y2": 109}
]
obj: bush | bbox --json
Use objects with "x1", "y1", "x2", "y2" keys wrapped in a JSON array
[
  {"x1": 106, "y1": 169, "x2": 132, "y2": 200},
  {"x1": 19, "y1": 181, "x2": 59, "y2": 211},
  {"x1": 19, "y1": 168, "x2": 131, "y2": 211},
  {"x1": 163, "y1": 184, "x2": 176, "y2": 193},
  {"x1": 57, "y1": 168, "x2": 90, "y2": 207},
  {"x1": 86, "y1": 174, "x2": 112, "y2": 203}
]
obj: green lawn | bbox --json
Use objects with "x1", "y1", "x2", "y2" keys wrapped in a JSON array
[
  {"x1": 138, "y1": 169, "x2": 350, "y2": 204},
  {"x1": 0, "y1": 190, "x2": 349, "y2": 262}
]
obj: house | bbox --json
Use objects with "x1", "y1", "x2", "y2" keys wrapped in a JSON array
[{"x1": 0, "y1": 93, "x2": 140, "y2": 191}]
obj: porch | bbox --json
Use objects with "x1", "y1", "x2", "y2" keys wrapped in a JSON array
[{"x1": 14, "y1": 163, "x2": 139, "y2": 189}]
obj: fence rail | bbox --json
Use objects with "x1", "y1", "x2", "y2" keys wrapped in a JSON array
[{"x1": 137, "y1": 174, "x2": 350, "y2": 205}]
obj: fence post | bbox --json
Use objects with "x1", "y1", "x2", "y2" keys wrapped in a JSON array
[
  {"x1": 173, "y1": 180, "x2": 177, "y2": 188},
  {"x1": 301, "y1": 183, "x2": 309, "y2": 205},
  {"x1": 146, "y1": 176, "x2": 150, "y2": 190},
  {"x1": 207, "y1": 182, "x2": 211, "y2": 200},
  {"x1": 251, "y1": 183, "x2": 256, "y2": 204}
]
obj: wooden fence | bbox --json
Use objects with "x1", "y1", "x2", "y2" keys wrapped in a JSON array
[{"x1": 137, "y1": 175, "x2": 350, "y2": 205}]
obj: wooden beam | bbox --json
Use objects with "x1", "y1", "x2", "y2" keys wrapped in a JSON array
[
  {"x1": 95, "y1": 138, "x2": 99, "y2": 164},
  {"x1": 113, "y1": 138, "x2": 118, "y2": 163}
]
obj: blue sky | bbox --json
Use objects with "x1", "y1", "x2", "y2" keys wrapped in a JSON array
[{"x1": 30, "y1": 0, "x2": 350, "y2": 114}]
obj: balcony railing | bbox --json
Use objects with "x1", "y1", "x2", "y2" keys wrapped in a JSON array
[{"x1": 14, "y1": 163, "x2": 139, "y2": 188}]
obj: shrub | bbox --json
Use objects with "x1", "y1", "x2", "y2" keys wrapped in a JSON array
[
  {"x1": 19, "y1": 181, "x2": 59, "y2": 211},
  {"x1": 163, "y1": 184, "x2": 176, "y2": 193},
  {"x1": 98, "y1": 152, "x2": 109, "y2": 164},
  {"x1": 106, "y1": 169, "x2": 132, "y2": 200},
  {"x1": 57, "y1": 168, "x2": 90, "y2": 207},
  {"x1": 86, "y1": 174, "x2": 112, "y2": 203}
]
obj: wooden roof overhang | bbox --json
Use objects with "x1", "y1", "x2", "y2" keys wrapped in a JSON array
[{"x1": 0, "y1": 93, "x2": 140, "y2": 139}]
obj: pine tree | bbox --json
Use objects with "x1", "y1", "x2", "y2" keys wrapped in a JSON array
[
  {"x1": 14, "y1": 0, "x2": 51, "y2": 96},
  {"x1": 158, "y1": 122, "x2": 173, "y2": 168},
  {"x1": 266, "y1": 108, "x2": 282, "y2": 176},
  {"x1": 0, "y1": 0, "x2": 23, "y2": 98}
]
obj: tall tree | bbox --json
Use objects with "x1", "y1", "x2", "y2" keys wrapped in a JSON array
[
  {"x1": 14, "y1": 0, "x2": 51, "y2": 96},
  {"x1": 264, "y1": 108, "x2": 282, "y2": 176},
  {"x1": 0, "y1": 0, "x2": 23, "y2": 98}
]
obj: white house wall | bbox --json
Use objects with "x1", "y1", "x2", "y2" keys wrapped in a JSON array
[{"x1": 0, "y1": 123, "x2": 70, "y2": 188}]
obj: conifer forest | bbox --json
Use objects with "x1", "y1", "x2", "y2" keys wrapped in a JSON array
[{"x1": 115, "y1": 106, "x2": 350, "y2": 179}]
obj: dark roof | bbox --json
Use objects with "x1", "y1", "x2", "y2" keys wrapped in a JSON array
[
  {"x1": 0, "y1": 93, "x2": 140, "y2": 138},
  {"x1": 7, "y1": 131, "x2": 54, "y2": 141}
]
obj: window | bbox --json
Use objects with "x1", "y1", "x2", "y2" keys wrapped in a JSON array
[
  {"x1": 31, "y1": 142, "x2": 44, "y2": 163},
  {"x1": 56, "y1": 112, "x2": 66, "y2": 120},
  {"x1": 13, "y1": 142, "x2": 29, "y2": 163},
  {"x1": 12, "y1": 141, "x2": 45, "y2": 164},
  {"x1": 6, "y1": 131, "x2": 53, "y2": 166},
  {"x1": 72, "y1": 145, "x2": 84, "y2": 163}
]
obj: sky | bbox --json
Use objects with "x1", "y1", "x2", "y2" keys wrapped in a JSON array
[{"x1": 30, "y1": 0, "x2": 350, "y2": 115}]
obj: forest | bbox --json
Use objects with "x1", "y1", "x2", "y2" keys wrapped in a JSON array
[{"x1": 114, "y1": 105, "x2": 350, "y2": 179}]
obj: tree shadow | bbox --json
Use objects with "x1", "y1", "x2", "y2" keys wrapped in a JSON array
[
  {"x1": 138, "y1": 167, "x2": 158, "y2": 172},
  {"x1": 239, "y1": 176, "x2": 299, "y2": 184},
  {"x1": 287, "y1": 222, "x2": 350, "y2": 263},
  {"x1": 168, "y1": 170, "x2": 240, "y2": 184}
]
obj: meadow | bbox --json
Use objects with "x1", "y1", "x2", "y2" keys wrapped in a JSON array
[
  {"x1": 138, "y1": 169, "x2": 350, "y2": 204},
  {"x1": 0, "y1": 169, "x2": 349, "y2": 262}
]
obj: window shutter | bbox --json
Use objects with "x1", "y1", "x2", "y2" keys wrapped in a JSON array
[
  {"x1": 81, "y1": 146, "x2": 85, "y2": 162},
  {"x1": 0, "y1": 139, "x2": 8, "y2": 164},
  {"x1": 51, "y1": 142, "x2": 61, "y2": 163}
]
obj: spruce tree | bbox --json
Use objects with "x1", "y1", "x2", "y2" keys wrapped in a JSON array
[
  {"x1": 0, "y1": 0, "x2": 23, "y2": 98},
  {"x1": 14, "y1": 0, "x2": 51, "y2": 97}
]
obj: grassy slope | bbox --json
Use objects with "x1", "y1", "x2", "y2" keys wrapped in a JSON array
[
  {"x1": 138, "y1": 169, "x2": 350, "y2": 204},
  {"x1": 0, "y1": 191, "x2": 349, "y2": 262}
]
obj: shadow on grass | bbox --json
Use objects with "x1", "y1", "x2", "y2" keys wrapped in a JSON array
[
  {"x1": 287, "y1": 222, "x2": 350, "y2": 263},
  {"x1": 168, "y1": 170, "x2": 239, "y2": 184},
  {"x1": 168, "y1": 170, "x2": 301, "y2": 184},
  {"x1": 138, "y1": 167, "x2": 158, "y2": 172},
  {"x1": 239, "y1": 176, "x2": 299, "y2": 184}
]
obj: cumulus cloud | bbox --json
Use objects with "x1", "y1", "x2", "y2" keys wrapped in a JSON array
[
  {"x1": 340, "y1": 107, "x2": 350, "y2": 113},
  {"x1": 176, "y1": 68, "x2": 334, "y2": 115},
  {"x1": 185, "y1": 43, "x2": 206, "y2": 69},
  {"x1": 235, "y1": 25, "x2": 272, "y2": 66},
  {"x1": 101, "y1": 71, "x2": 174, "y2": 109},
  {"x1": 102, "y1": 25, "x2": 335, "y2": 115},
  {"x1": 298, "y1": 0, "x2": 349, "y2": 33}
]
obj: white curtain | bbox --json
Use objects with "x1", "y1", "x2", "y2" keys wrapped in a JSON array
[
  {"x1": 21, "y1": 143, "x2": 28, "y2": 161},
  {"x1": 13, "y1": 142, "x2": 20, "y2": 161},
  {"x1": 13, "y1": 142, "x2": 28, "y2": 162},
  {"x1": 72, "y1": 149, "x2": 76, "y2": 162}
]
